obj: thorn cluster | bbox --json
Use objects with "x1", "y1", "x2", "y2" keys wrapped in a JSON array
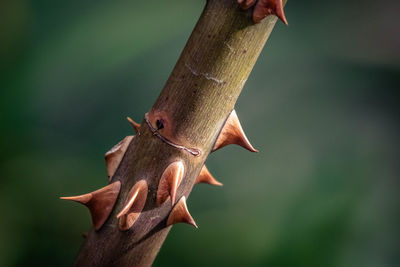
[{"x1": 61, "y1": 109, "x2": 258, "y2": 231}]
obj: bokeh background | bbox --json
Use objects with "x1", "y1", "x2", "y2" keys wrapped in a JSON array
[{"x1": 1, "y1": 0, "x2": 399, "y2": 266}]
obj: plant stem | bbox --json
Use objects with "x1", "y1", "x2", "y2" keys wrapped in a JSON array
[{"x1": 73, "y1": 0, "x2": 283, "y2": 266}]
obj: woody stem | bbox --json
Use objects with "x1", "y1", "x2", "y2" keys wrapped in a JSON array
[{"x1": 73, "y1": 0, "x2": 284, "y2": 266}]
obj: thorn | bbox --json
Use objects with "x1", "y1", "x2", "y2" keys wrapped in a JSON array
[
  {"x1": 213, "y1": 110, "x2": 258, "y2": 153},
  {"x1": 116, "y1": 189, "x2": 139, "y2": 219},
  {"x1": 60, "y1": 194, "x2": 92, "y2": 203},
  {"x1": 253, "y1": 0, "x2": 288, "y2": 25},
  {"x1": 157, "y1": 161, "x2": 184, "y2": 206},
  {"x1": 118, "y1": 180, "x2": 148, "y2": 231},
  {"x1": 127, "y1": 116, "x2": 141, "y2": 133},
  {"x1": 105, "y1": 136, "x2": 134, "y2": 181},
  {"x1": 167, "y1": 196, "x2": 198, "y2": 228},
  {"x1": 195, "y1": 165, "x2": 223, "y2": 186},
  {"x1": 60, "y1": 181, "x2": 121, "y2": 230}
]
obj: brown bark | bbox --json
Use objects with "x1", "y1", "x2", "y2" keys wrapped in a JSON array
[{"x1": 73, "y1": 0, "x2": 285, "y2": 266}]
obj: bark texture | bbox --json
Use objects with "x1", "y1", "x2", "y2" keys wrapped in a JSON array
[{"x1": 73, "y1": 0, "x2": 284, "y2": 266}]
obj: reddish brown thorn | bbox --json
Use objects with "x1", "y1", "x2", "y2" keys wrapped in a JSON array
[
  {"x1": 60, "y1": 181, "x2": 121, "y2": 230},
  {"x1": 167, "y1": 196, "x2": 198, "y2": 228},
  {"x1": 157, "y1": 161, "x2": 184, "y2": 206},
  {"x1": 237, "y1": 0, "x2": 288, "y2": 25},
  {"x1": 118, "y1": 180, "x2": 148, "y2": 231},
  {"x1": 117, "y1": 190, "x2": 139, "y2": 219},
  {"x1": 195, "y1": 165, "x2": 223, "y2": 187},
  {"x1": 105, "y1": 136, "x2": 134, "y2": 181},
  {"x1": 253, "y1": 0, "x2": 288, "y2": 25},
  {"x1": 213, "y1": 110, "x2": 258, "y2": 153},
  {"x1": 127, "y1": 116, "x2": 141, "y2": 133}
]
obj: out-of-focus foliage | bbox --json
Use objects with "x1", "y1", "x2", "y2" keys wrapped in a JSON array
[{"x1": 1, "y1": 0, "x2": 399, "y2": 266}]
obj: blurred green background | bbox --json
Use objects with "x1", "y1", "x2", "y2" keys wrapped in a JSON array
[{"x1": 1, "y1": 0, "x2": 399, "y2": 266}]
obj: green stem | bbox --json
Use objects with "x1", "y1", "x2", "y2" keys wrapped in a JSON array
[{"x1": 73, "y1": 1, "x2": 283, "y2": 266}]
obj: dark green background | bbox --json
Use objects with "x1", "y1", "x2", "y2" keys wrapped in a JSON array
[{"x1": 1, "y1": 0, "x2": 399, "y2": 266}]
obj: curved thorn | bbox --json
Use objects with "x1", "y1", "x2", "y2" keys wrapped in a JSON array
[
  {"x1": 195, "y1": 165, "x2": 223, "y2": 186},
  {"x1": 60, "y1": 181, "x2": 121, "y2": 230},
  {"x1": 213, "y1": 110, "x2": 258, "y2": 153},
  {"x1": 157, "y1": 161, "x2": 184, "y2": 206},
  {"x1": 118, "y1": 180, "x2": 148, "y2": 231},
  {"x1": 116, "y1": 189, "x2": 139, "y2": 218},
  {"x1": 105, "y1": 136, "x2": 134, "y2": 181},
  {"x1": 60, "y1": 194, "x2": 92, "y2": 203},
  {"x1": 253, "y1": 0, "x2": 288, "y2": 25},
  {"x1": 167, "y1": 196, "x2": 198, "y2": 228},
  {"x1": 127, "y1": 116, "x2": 141, "y2": 133}
]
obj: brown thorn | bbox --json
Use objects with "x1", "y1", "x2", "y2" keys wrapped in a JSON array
[
  {"x1": 253, "y1": 0, "x2": 288, "y2": 25},
  {"x1": 167, "y1": 196, "x2": 198, "y2": 228},
  {"x1": 105, "y1": 136, "x2": 134, "y2": 182},
  {"x1": 212, "y1": 110, "x2": 258, "y2": 153},
  {"x1": 195, "y1": 165, "x2": 223, "y2": 186},
  {"x1": 116, "y1": 189, "x2": 139, "y2": 219},
  {"x1": 60, "y1": 194, "x2": 92, "y2": 203},
  {"x1": 127, "y1": 116, "x2": 141, "y2": 133},
  {"x1": 60, "y1": 181, "x2": 121, "y2": 230},
  {"x1": 157, "y1": 161, "x2": 184, "y2": 206},
  {"x1": 118, "y1": 180, "x2": 148, "y2": 231}
]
